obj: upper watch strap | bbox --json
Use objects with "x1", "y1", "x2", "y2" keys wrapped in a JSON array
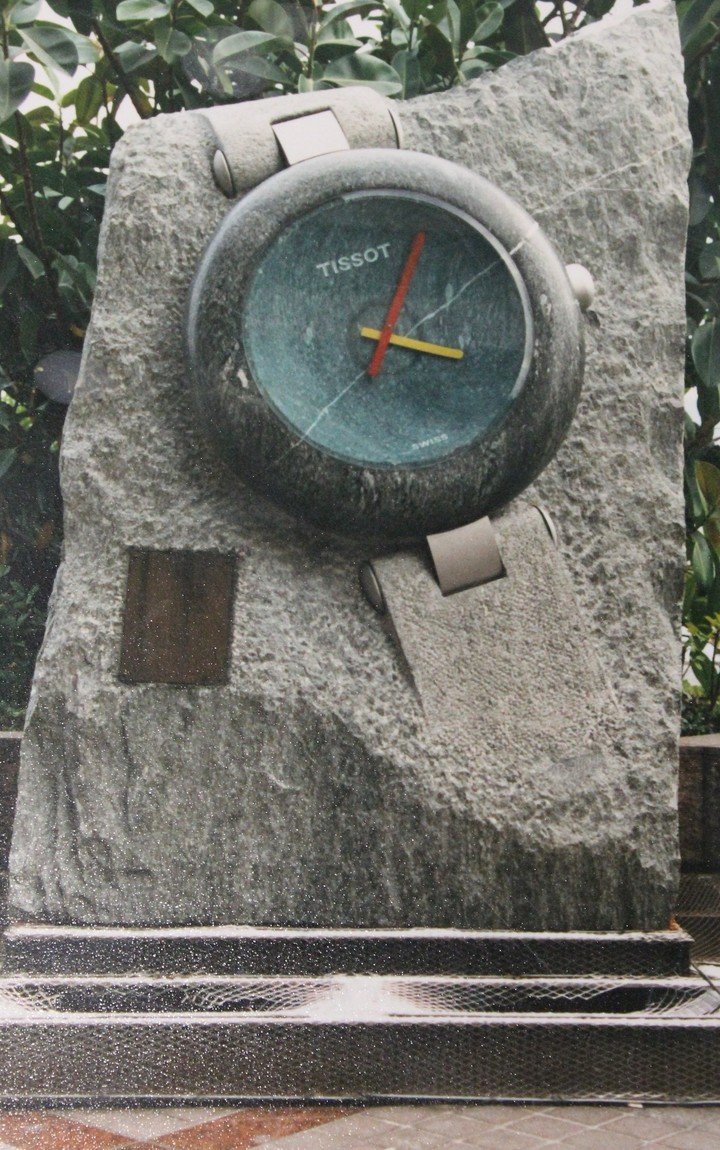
[{"x1": 198, "y1": 87, "x2": 403, "y2": 197}]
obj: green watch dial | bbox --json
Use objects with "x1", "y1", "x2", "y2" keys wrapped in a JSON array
[{"x1": 241, "y1": 190, "x2": 533, "y2": 468}]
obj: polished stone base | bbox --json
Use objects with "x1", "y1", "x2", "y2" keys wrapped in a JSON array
[{"x1": 0, "y1": 926, "x2": 718, "y2": 1104}]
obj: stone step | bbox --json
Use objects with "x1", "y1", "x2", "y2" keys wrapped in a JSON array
[
  {"x1": 0, "y1": 970, "x2": 717, "y2": 1103},
  {"x1": 1, "y1": 924, "x2": 693, "y2": 977},
  {"x1": 0, "y1": 972, "x2": 713, "y2": 1017}
]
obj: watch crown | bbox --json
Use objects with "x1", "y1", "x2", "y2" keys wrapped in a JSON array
[{"x1": 565, "y1": 263, "x2": 595, "y2": 311}]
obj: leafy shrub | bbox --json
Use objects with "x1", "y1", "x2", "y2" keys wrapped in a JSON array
[{"x1": 680, "y1": 0, "x2": 720, "y2": 732}]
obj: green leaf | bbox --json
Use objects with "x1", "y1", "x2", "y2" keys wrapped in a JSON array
[
  {"x1": 700, "y1": 241, "x2": 720, "y2": 281},
  {"x1": 693, "y1": 530, "x2": 716, "y2": 593},
  {"x1": 680, "y1": 0, "x2": 720, "y2": 55},
  {"x1": 7, "y1": 1, "x2": 42, "y2": 26},
  {"x1": 64, "y1": 28, "x2": 99, "y2": 67},
  {"x1": 317, "y1": 18, "x2": 360, "y2": 43},
  {"x1": 696, "y1": 460, "x2": 720, "y2": 512},
  {"x1": 116, "y1": 0, "x2": 171, "y2": 19},
  {"x1": 692, "y1": 320, "x2": 720, "y2": 387},
  {"x1": 472, "y1": 1, "x2": 504, "y2": 42},
  {"x1": 392, "y1": 48, "x2": 422, "y2": 96},
  {"x1": 213, "y1": 31, "x2": 279, "y2": 65},
  {"x1": 402, "y1": 0, "x2": 438, "y2": 22},
  {"x1": 0, "y1": 59, "x2": 35, "y2": 124},
  {"x1": 315, "y1": 37, "x2": 363, "y2": 61},
  {"x1": 690, "y1": 648, "x2": 716, "y2": 695},
  {"x1": 502, "y1": 0, "x2": 549, "y2": 52},
  {"x1": 0, "y1": 448, "x2": 16, "y2": 481},
  {"x1": 0, "y1": 242, "x2": 19, "y2": 295},
  {"x1": 438, "y1": 0, "x2": 463, "y2": 53},
  {"x1": 113, "y1": 40, "x2": 158, "y2": 73},
  {"x1": 460, "y1": 57, "x2": 491, "y2": 79},
  {"x1": 687, "y1": 458, "x2": 709, "y2": 524},
  {"x1": 419, "y1": 22, "x2": 455, "y2": 80},
  {"x1": 231, "y1": 54, "x2": 286, "y2": 82},
  {"x1": 322, "y1": 51, "x2": 403, "y2": 95},
  {"x1": 248, "y1": 0, "x2": 295, "y2": 42},
  {"x1": 464, "y1": 44, "x2": 514, "y2": 65},
  {"x1": 20, "y1": 23, "x2": 80, "y2": 75},
  {"x1": 155, "y1": 24, "x2": 193, "y2": 63},
  {"x1": 706, "y1": 511, "x2": 720, "y2": 551},
  {"x1": 319, "y1": 0, "x2": 381, "y2": 30},
  {"x1": 689, "y1": 174, "x2": 712, "y2": 227},
  {"x1": 383, "y1": 0, "x2": 412, "y2": 32},
  {"x1": 73, "y1": 75, "x2": 104, "y2": 124},
  {"x1": 184, "y1": 0, "x2": 214, "y2": 12},
  {"x1": 16, "y1": 245, "x2": 44, "y2": 279}
]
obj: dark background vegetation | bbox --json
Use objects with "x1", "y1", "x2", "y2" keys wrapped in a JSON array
[{"x1": 0, "y1": 0, "x2": 713, "y2": 730}]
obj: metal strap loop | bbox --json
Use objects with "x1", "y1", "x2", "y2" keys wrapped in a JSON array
[
  {"x1": 199, "y1": 87, "x2": 403, "y2": 197},
  {"x1": 427, "y1": 516, "x2": 505, "y2": 596}
]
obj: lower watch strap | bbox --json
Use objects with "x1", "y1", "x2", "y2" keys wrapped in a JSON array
[{"x1": 362, "y1": 504, "x2": 588, "y2": 733}]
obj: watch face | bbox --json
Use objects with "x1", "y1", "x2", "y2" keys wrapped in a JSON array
[
  {"x1": 241, "y1": 191, "x2": 532, "y2": 468},
  {"x1": 187, "y1": 149, "x2": 583, "y2": 540}
]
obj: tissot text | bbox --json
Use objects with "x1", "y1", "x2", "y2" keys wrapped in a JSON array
[{"x1": 316, "y1": 244, "x2": 391, "y2": 277}]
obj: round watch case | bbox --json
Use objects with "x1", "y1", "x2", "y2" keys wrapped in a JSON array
[{"x1": 186, "y1": 148, "x2": 584, "y2": 541}]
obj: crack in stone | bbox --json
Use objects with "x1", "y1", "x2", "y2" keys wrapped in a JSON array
[{"x1": 534, "y1": 138, "x2": 686, "y2": 218}]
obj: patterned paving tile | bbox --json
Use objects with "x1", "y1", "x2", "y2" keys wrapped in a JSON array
[
  {"x1": 69, "y1": 1109, "x2": 239, "y2": 1142},
  {"x1": 0, "y1": 1111, "x2": 143, "y2": 1150},
  {"x1": 509, "y1": 1113, "x2": 587, "y2": 1139},
  {"x1": 654, "y1": 1127, "x2": 720, "y2": 1150},
  {"x1": 0, "y1": 1104, "x2": 719, "y2": 1149},
  {"x1": 152, "y1": 1107, "x2": 351, "y2": 1149},
  {"x1": 543, "y1": 1106, "x2": 642, "y2": 1127},
  {"x1": 458, "y1": 1130, "x2": 549, "y2": 1149},
  {"x1": 547, "y1": 1127, "x2": 646, "y2": 1150}
]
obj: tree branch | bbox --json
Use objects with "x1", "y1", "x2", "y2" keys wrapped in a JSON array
[{"x1": 91, "y1": 19, "x2": 152, "y2": 120}]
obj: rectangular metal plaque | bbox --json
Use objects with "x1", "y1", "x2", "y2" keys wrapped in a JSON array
[{"x1": 119, "y1": 549, "x2": 236, "y2": 685}]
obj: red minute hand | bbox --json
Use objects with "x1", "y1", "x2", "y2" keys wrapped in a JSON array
[{"x1": 367, "y1": 230, "x2": 426, "y2": 378}]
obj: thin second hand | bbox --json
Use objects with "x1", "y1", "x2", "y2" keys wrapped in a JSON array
[{"x1": 367, "y1": 230, "x2": 426, "y2": 378}]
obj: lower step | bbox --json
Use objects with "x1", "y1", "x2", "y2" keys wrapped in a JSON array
[
  {"x1": 0, "y1": 971, "x2": 718, "y2": 1102},
  {"x1": 0, "y1": 1008, "x2": 718, "y2": 1103}
]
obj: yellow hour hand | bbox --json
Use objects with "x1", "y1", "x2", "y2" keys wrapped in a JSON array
[{"x1": 360, "y1": 326, "x2": 464, "y2": 361}]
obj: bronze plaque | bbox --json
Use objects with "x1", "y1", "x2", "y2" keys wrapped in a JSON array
[{"x1": 119, "y1": 549, "x2": 236, "y2": 685}]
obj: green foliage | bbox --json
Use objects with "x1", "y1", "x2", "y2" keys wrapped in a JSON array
[
  {"x1": 678, "y1": 0, "x2": 720, "y2": 732},
  {"x1": 0, "y1": 569, "x2": 45, "y2": 728}
]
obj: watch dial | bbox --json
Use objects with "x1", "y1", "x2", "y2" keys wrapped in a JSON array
[{"x1": 241, "y1": 191, "x2": 532, "y2": 468}]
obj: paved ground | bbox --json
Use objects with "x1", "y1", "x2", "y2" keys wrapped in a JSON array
[{"x1": 0, "y1": 1103, "x2": 718, "y2": 1149}]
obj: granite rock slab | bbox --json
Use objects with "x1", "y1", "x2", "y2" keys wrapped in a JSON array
[{"x1": 9, "y1": 1, "x2": 690, "y2": 928}]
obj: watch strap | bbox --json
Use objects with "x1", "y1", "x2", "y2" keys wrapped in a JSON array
[
  {"x1": 364, "y1": 504, "x2": 587, "y2": 733},
  {"x1": 198, "y1": 87, "x2": 403, "y2": 197}
]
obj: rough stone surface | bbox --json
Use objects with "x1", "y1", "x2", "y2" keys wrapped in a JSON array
[{"x1": 9, "y1": 2, "x2": 690, "y2": 928}]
